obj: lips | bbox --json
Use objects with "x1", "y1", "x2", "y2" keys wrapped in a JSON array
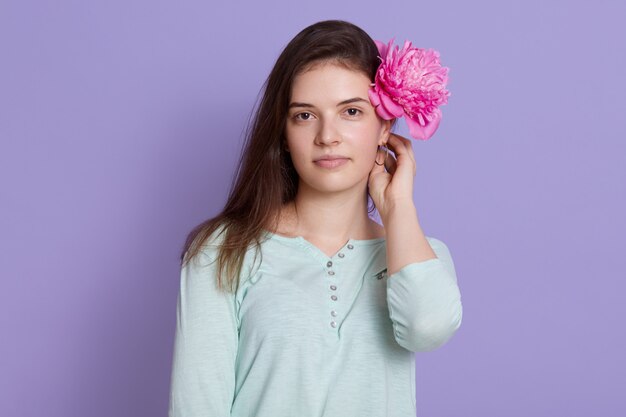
[
  {"x1": 314, "y1": 155, "x2": 349, "y2": 161},
  {"x1": 314, "y1": 157, "x2": 349, "y2": 169}
]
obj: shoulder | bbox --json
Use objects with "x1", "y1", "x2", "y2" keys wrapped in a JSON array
[
  {"x1": 183, "y1": 223, "x2": 227, "y2": 267},
  {"x1": 184, "y1": 224, "x2": 263, "y2": 292}
]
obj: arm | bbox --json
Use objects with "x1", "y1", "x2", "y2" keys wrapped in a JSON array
[
  {"x1": 383, "y1": 201, "x2": 463, "y2": 352},
  {"x1": 168, "y1": 247, "x2": 238, "y2": 416}
]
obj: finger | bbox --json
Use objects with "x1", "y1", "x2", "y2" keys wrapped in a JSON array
[
  {"x1": 394, "y1": 133, "x2": 416, "y2": 168},
  {"x1": 384, "y1": 152, "x2": 397, "y2": 175},
  {"x1": 387, "y1": 134, "x2": 416, "y2": 171},
  {"x1": 390, "y1": 134, "x2": 416, "y2": 176}
]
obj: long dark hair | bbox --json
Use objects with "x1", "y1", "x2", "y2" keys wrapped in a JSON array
[{"x1": 180, "y1": 19, "x2": 398, "y2": 293}]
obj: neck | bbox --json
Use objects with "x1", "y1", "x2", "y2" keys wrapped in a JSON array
[{"x1": 278, "y1": 180, "x2": 383, "y2": 242}]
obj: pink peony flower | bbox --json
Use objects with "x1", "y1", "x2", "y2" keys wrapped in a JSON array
[{"x1": 368, "y1": 37, "x2": 451, "y2": 140}]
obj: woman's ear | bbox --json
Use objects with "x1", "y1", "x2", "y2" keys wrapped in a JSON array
[{"x1": 378, "y1": 119, "x2": 393, "y2": 146}]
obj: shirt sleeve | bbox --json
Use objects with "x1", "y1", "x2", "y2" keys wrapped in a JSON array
[
  {"x1": 168, "y1": 247, "x2": 238, "y2": 417},
  {"x1": 386, "y1": 236, "x2": 463, "y2": 352}
]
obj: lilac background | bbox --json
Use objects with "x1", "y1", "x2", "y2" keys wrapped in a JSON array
[{"x1": 1, "y1": 0, "x2": 625, "y2": 416}]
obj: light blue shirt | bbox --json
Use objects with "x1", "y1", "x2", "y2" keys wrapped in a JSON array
[{"x1": 168, "y1": 227, "x2": 463, "y2": 417}]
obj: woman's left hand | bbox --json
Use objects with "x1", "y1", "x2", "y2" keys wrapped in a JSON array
[{"x1": 367, "y1": 132, "x2": 417, "y2": 219}]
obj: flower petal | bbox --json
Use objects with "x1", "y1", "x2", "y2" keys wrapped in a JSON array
[
  {"x1": 372, "y1": 98, "x2": 395, "y2": 120},
  {"x1": 375, "y1": 40, "x2": 387, "y2": 58},
  {"x1": 369, "y1": 89, "x2": 395, "y2": 120},
  {"x1": 367, "y1": 88, "x2": 381, "y2": 107},
  {"x1": 406, "y1": 109, "x2": 442, "y2": 140},
  {"x1": 380, "y1": 93, "x2": 405, "y2": 118}
]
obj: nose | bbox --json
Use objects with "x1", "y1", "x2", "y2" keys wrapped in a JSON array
[{"x1": 315, "y1": 118, "x2": 342, "y2": 146}]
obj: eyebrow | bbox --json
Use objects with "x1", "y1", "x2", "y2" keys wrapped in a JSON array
[{"x1": 288, "y1": 97, "x2": 369, "y2": 109}]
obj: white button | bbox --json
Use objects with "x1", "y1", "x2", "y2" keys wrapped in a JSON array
[
  {"x1": 331, "y1": 295, "x2": 337, "y2": 301},
  {"x1": 330, "y1": 285, "x2": 337, "y2": 291},
  {"x1": 338, "y1": 253, "x2": 345, "y2": 258},
  {"x1": 328, "y1": 270, "x2": 335, "y2": 275},
  {"x1": 347, "y1": 244, "x2": 354, "y2": 249},
  {"x1": 330, "y1": 310, "x2": 337, "y2": 317},
  {"x1": 330, "y1": 321, "x2": 337, "y2": 328}
]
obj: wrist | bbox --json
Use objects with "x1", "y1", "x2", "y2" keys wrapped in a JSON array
[{"x1": 381, "y1": 199, "x2": 417, "y2": 224}]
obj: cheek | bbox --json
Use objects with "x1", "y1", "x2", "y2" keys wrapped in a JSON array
[
  {"x1": 346, "y1": 117, "x2": 383, "y2": 141},
  {"x1": 347, "y1": 124, "x2": 382, "y2": 157},
  {"x1": 284, "y1": 127, "x2": 304, "y2": 154},
  {"x1": 284, "y1": 136, "x2": 310, "y2": 170},
  {"x1": 355, "y1": 137, "x2": 383, "y2": 174},
  {"x1": 355, "y1": 146, "x2": 379, "y2": 173}
]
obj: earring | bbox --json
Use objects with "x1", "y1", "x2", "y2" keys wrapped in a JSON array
[{"x1": 374, "y1": 145, "x2": 389, "y2": 166}]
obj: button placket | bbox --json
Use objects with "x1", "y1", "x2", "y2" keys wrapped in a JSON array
[
  {"x1": 325, "y1": 242, "x2": 353, "y2": 330},
  {"x1": 327, "y1": 259, "x2": 338, "y2": 328}
]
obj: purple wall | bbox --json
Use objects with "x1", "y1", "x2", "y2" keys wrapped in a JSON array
[{"x1": 1, "y1": 1, "x2": 624, "y2": 416}]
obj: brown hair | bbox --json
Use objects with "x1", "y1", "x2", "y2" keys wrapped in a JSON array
[{"x1": 180, "y1": 19, "x2": 398, "y2": 293}]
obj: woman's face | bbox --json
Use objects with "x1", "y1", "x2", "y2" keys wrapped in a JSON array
[{"x1": 285, "y1": 62, "x2": 392, "y2": 194}]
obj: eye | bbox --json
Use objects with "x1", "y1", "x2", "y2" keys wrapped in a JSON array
[
  {"x1": 292, "y1": 108, "x2": 362, "y2": 121},
  {"x1": 294, "y1": 112, "x2": 313, "y2": 121},
  {"x1": 345, "y1": 108, "x2": 362, "y2": 117}
]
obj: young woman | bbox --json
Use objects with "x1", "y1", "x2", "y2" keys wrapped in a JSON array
[{"x1": 168, "y1": 19, "x2": 463, "y2": 417}]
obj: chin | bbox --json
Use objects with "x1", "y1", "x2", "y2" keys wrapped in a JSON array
[{"x1": 301, "y1": 174, "x2": 368, "y2": 194}]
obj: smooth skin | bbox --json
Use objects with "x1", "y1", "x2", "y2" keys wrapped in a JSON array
[{"x1": 279, "y1": 61, "x2": 437, "y2": 273}]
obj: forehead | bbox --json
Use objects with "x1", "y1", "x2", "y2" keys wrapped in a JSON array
[{"x1": 291, "y1": 63, "x2": 371, "y2": 102}]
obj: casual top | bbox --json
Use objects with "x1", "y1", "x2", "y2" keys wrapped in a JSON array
[{"x1": 168, "y1": 226, "x2": 463, "y2": 417}]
